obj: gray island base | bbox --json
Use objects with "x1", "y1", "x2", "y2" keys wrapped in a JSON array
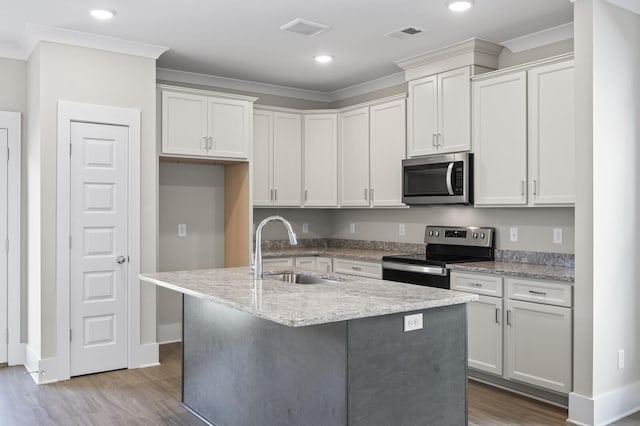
[
  {"x1": 139, "y1": 267, "x2": 476, "y2": 426},
  {"x1": 183, "y1": 296, "x2": 467, "y2": 426}
]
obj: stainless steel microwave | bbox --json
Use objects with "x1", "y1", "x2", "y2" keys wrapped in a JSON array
[{"x1": 402, "y1": 153, "x2": 473, "y2": 205}]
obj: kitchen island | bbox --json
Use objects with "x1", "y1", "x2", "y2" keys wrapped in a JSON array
[{"x1": 140, "y1": 267, "x2": 478, "y2": 426}]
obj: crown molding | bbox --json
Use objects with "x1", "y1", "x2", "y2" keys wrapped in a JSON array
[
  {"x1": 501, "y1": 22, "x2": 574, "y2": 53},
  {"x1": 0, "y1": 24, "x2": 169, "y2": 61},
  {"x1": 327, "y1": 71, "x2": 406, "y2": 102}
]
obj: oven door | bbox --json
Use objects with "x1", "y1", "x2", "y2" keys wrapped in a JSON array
[{"x1": 382, "y1": 261, "x2": 450, "y2": 289}]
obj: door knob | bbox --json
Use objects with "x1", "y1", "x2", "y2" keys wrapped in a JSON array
[{"x1": 116, "y1": 255, "x2": 127, "y2": 264}]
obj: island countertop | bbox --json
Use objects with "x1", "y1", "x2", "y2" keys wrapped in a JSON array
[{"x1": 139, "y1": 267, "x2": 478, "y2": 327}]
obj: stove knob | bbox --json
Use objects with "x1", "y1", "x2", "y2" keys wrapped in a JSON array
[
  {"x1": 472, "y1": 232, "x2": 478, "y2": 239},
  {"x1": 434, "y1": 231, "x2": 439, "y2": 237},
  {"x1": 429, "y1": 230, "x2": 434, "y2": 237},
  {"x1": 480, "y1": 232, "x2": 486, "y2": 239}
]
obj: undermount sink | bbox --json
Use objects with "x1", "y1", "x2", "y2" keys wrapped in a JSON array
[{"x1": 265, "y1": 272, "x2": 342, "y2": 285}]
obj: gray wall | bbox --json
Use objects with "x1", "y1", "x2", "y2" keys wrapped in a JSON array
[
  {"x1": 158, "y1": 161, "x2": 226, "y2": 329},
  {"x1": 253, "y1": 207, "x2": 575, "y2": 254}
]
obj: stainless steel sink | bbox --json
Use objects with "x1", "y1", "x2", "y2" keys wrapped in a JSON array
[{"x1": 265, "y1": 272, "x2": 342, "y2": 285}]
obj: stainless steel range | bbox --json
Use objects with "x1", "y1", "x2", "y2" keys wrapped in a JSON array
[{"x1": 382, "y1": 226, "x2": 495, "y2": 289}]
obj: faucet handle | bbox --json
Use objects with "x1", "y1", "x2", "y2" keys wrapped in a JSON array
[{"x1": 249, "y1": 263, "x2": 255, "y2": 271}]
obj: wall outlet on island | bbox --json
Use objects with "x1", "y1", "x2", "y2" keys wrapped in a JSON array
[
  {"x1": 349, "y1": 223, "x2": 355, "y2": 234},
  {"x1": 302, "y1": 223, "x2": 309, "y2": 234},
  {"x1": 404, "y1": 313, "x2": 423, "y2": 332}
]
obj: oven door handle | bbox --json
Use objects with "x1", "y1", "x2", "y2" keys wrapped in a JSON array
[
  {"x1": 446, "y1": 162, "x2": 455, "y2": 195},
  {"x1": 382, "y1": 261, "x2": 448, "y2": 276}
]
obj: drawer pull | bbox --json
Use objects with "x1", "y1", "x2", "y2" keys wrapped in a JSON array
[
  {"x1": 470, "y1": 282, "x2": 483, "y2": 287},
  {"x1": 351, "y1": 266, "x2": 362, "y2": 271},
  {"x1": 528, "y1": 290, "x2": 547, "y2": 296},
  {"x1": 495, "y1": 308, "x2": 500, "y2": 324},
  {"x1": 507, "y1": 310, "x2": 512, "y2": 326}
]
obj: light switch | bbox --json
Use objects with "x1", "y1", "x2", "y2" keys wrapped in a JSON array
[{"x1": 178, "y1": 224, "x2": 187, "y2": 237}]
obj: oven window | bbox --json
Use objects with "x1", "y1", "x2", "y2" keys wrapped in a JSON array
[{"x1": 404, "y1": 163, "x2": 450, "y2": 196}]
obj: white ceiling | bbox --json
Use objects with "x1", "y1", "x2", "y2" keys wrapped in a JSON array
[{"x1": 2, "y1": 0, "x2": 573, "y2": 93}]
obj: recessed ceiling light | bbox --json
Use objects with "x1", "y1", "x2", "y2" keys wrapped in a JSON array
[
  {"x1": 315, "y1": 55, "x2": 333, "y2": 64},
  {"x1": 90, "y1": 9, "x2": 115, "y2": 20},
  {"x1": 446, "y1": 0, "x2": 475, "y2": 12}
]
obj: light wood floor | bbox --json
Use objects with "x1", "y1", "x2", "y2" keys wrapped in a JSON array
[{"x1": 0, "y1": 343, "x2": 639, "y2": 425}]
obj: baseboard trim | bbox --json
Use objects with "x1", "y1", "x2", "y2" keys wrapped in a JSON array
[
  {"x1": 24, "y1": 345, "x2": 61, "y2": 384},
  {"x1": 129, "y1": 342, "x2": 159, "y2": 369},
  {"x1": 158, "y1": 322, "x2": 182, "y2": 344},
  {"x1": 568, "y1": 381, "x2": 640, "y2": 426}
]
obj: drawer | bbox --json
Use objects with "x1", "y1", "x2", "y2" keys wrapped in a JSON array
[
  {"x1": 262, "y1": 257, "x2": 294, "y2": 267},
  {"x1": 451, "y1": 272, "x2": 503, "y2": 297},
  {"x1": 507, "y1": 278, "x2": 572, "y2": 307},
  {"x1": 333, "y1": 258, "x2": 382, "y2": 279}
]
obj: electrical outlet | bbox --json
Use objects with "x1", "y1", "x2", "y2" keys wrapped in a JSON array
[
  {"x1": 302, "y1": 223, "x2": 309, "y2": 234},
  {"x1": 399, "y1": 224, "x2": 405, "y2": 236},
  {"x1": 510, "y1": 227, "x2": 519, "y2": 242},
  {"x1": 178, "y1": 224, "x2": 187, "y2": 237},
  {"x1": 619, "y1": 349, "x2": 625, "y2": 370},
  {"x1": 349, "y1": 223, "x2": 356, "y2": 234},
  {"x1": 553, "y1": 228, "x2": 563, "y2": 244},
  {"x1": 404, "y1": 313, "x2": 423, "y2": 332}
]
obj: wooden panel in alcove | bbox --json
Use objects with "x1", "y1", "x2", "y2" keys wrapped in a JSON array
[{"x1": 224, "y1": 163, "x2": 250, "y2": 267}]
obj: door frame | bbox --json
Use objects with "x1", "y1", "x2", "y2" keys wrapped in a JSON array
[
  {"x1": 0, "y1": 111, "x2": 22, "y2": 365},
  {"x1": 56, "y1": 101, "x2": 140, "y2": 380}
]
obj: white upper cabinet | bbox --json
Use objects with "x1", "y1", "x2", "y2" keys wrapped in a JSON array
[
  {"x1": 407, "y1": 66, "x2": 471, "y2": 157},
  {"x1": 253, "y1": 109, "x2": 302, "y2": 207},
  {"x1": 473, "y1": 71, "x2": 528, "y2": 206},
  {"x1": 473, "y1": 57, "x2": 575, "y2": 207},
  {"x1": 528, "y1": 60, "x2": 575, "y2": 206},
  {"x1": 369, "y1": 98, "x2": 406, "y2": 206},
  {"x1": 161, "y1": 88, "x2": 254, "y2": 160},
  {"x1": 339, "y1": 107, "x2": 370, "y2": 207},
  {"x1": 338, "y1": 98, "x2": 406, "y2": 207},
  {"x1": 303, "y1": 113, "x2": 338, "y2": 207}
]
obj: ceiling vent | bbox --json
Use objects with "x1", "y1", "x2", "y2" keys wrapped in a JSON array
[
  {"x1": 280, "y1": 18, "x2": 331, "y2": 36},
  {"x1": 385, "y1": 27, "x2": 425, "y2": 39}
]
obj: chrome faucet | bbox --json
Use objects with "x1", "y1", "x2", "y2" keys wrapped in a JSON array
[{"x1": 253, "y1": 215, "x2": 298, "y2": 280}]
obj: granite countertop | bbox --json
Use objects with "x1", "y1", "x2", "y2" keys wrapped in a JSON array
[
  {"x1": 448, "y1": 261, "x2": 575, "y2": 283},
  {"x1": 262, "y1": 247, "x2": 403, "y2": 262},
  {"x1": 139, "y1": 266, "x2": 478, "y2": 327}
]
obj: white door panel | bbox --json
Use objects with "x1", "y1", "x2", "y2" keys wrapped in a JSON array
[
  {"x1": 0, "y1": 129, "x2": 7, "y2": 364},
  {"x1": 70, "y1": 122, "x2": 128, "y2": 376}
]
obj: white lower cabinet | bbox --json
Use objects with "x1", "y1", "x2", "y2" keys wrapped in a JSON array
[
  {"x1": 262, "y1": 257, "x2": 294, "y2": 267},
  {"x1": 294, "y1": 256, "x2": 333, "y2": 273},
  {"x1": 316, "y1": 257, "x2": 333, "y2": 273},
  {"x1": 333, "y1": 258, "x2": 382, "y2": 279},
  {"x1": 451, "y1": 271, "x2": 573, "y2": 395}
]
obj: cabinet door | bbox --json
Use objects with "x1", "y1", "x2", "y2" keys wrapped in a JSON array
[
  {"x1": 407, "y1": 75, "x2": 438, "y2": 157},
  {"x1": 437, "y1": 66, "x2": 471, "y2": 153},
  {"x1": 528, "y1": 61, "x2": 575, "y2": 206},
  {"x1": 303, "y1": 114, "x2": 338, "y2": 207},
  {"x1": 162, "y1": 91, "x2": 208, "y2": 156},
  {"x1": 294, "y1": 257, "x2": 317, "y2": 270},
  {"x1": 208, "y1": 97, "x2": 251, "y2": 159},
  {"x1": 273, "y1": 112, "x2": 302, "y2": 206},
  {"x1": 468, "y1": 295, "x2": 503, "y2": 375},
  {"x1": 370, "y1": 99, "x2": 406, "y2": 207},
  {"x1": 473, "y1": 71, "x2": 528, "y2": 206},
  {"x1": 505, "y1": 299, "x2": 572, "y2": 393},
  {"x1": 316, "y1": 257, "x2": 333, "y2": 273},
  {"x1": 252, "y1": 110, "x2": 273, "y2": 206},
  {"x1": 339, "y1": 107, "x2": 370, "y2": 207}
]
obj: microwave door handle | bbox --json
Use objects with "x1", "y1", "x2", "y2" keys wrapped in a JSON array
[{"x1": 445, "y1": 162, "x2": 455, "y2": 195}]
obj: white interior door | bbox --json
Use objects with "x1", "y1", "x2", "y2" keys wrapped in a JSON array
[
  {"x1": 70, "y1": 122, "x2": 129, "y2": 376},
  {"x1": 0, "y1": 129, "x2": 7, "y2": 365}
]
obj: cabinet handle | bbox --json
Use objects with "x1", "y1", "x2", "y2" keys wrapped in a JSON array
[
  {"x1": 351, "y1": 266, "x2": 362, "y2": 271},
  {"x1": 304, "y1": 189, "x2": 308, "y2": 201},
  {"x1": 532, "y1": 180, "x2": 537, "y2": 196},
  {"x1": 270, "y1": 189, "x2": 274, "y2": 201},
  {"x1": 521, "y1": 180, "x2": 525, "y2": 196},
  {"x1": 470, "y1": 282, "x2": 483, "y2": 287},
  {"x1": 364, "y1": 188, "x2": 368, "y2": 201},
  {"x1": 370, "y1": 188, "x2": 374, "y2": 202},
  {"x1": 437, "y1": 133, "x2": 442, "y2": 147},
  {"x1": 326, "y1": 264, "x2": 331, "y2": 273},
  {"x1": 528, "y1": 290, "x2": 547, "y2": 296},
  {"x1": 274, "y1": 188, "x2": 278, "y2": 201},
  {"x1": 432, "y1": 134, "x2": 437, "y2": 147},
  {"x1": 507, "y1": 310, "x2": 512, "y2": 326},
  {"x1": 495, "y1": 308, "x2": 500, "y2": 324}
]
